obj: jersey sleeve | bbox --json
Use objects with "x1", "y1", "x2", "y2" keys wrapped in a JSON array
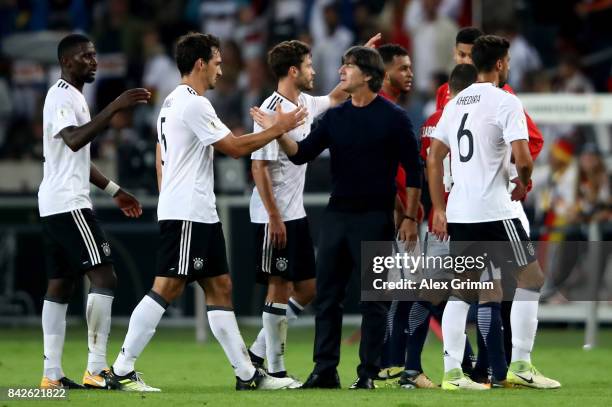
[
  {"x1": 525, "y1": 111, "x2": 544, "y2": 161},
  {"x1": 435, "y1": 83, "x2": 449, "y2": 110},
  {"x1": 250, "y1": 110, "x2": 279, "y2": 161},
  {"x1": 309, "y1": 95, "x2": 332, "y2": 118},
  {"x1": 50, "y1": 91, "x2": 79, "y2": 138},
  {"x1": 183, "y1": 97, "x2": 231, "y2": 146},
  {"x1": 497, "y1": 94, "x2": 528, "y2": 144}
]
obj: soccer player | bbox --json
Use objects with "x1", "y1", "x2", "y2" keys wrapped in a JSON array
[
  {"x1": 108, "y1": 33, "x2": 306, "y2": 392},
  {"x1": 39, "y1": 33, "x2": 150, "y2": 389},
  {"x1": 436, "y1": 26, "x2": 543, "y2": 227},
  {"x1": 436, "y1": 26, "x2": 545, "y2": 379},
  {"x1": 374, "y1": 43, "x2": 437, "y2": 388},
  {"x1": 247, "y1": 40, "x2": 345, "y2": 385},
  {"x1": 399, "y1": 64, "x2": 481, "y2": 390},
  {"x1": 266, "y1": 46, "x2": 422, "y2": 389},
  {"x1": 428, "y1": 35, "x2": 560, "y2": 390}
]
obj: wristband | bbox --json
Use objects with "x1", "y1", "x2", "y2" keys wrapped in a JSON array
[
  {"x1": 402, "y1": 215, "x2": 417, "y2": 223},
  {"x1": 104, "y1": 181, "x2": 121, "y2": 197}
]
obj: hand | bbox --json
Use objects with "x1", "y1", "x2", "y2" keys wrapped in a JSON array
[
  {"x1": 510, "y1": 177, "x2": 527, "y2": 201},
  {"x1": 268, "y1": 215, "x2": 287, "y2": 249},
  {"x1": 431, "y1": 208, "x2": 448, "y2": 241},
  {"x1": 364, "y1": 32, "x2": 382, "y2": 48},
  {"x1": 272, "y1": 103, "x2": 307, "y2": 134},
  {"x1": 249, "y1": 106, "x2": 275, "y2": 129},
  {"x1": 111, "y1": 88, "x2": 151, "y2": 112},
  {"x1": 398, "y1": 217, "x2": 418, "y2": 252},
  {"x1": 113, "y1": 189, "x2": 143, "y2": 218}
]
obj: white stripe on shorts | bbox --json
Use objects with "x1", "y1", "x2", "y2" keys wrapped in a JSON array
[
  {"x1": 262, "y1": 224, "x2": 268, "y2": 273},
  {"x1": 179, "y1": 221, "x2": 192, "y2": 275},
  {"x1": 71, "y1": 210, "x2": 100, "y2": 265},
  {"x1": 262, "y1": 223, "x2": 273, "y2": 273},
  {"x1": 503, "y1": 219, "x2": 527, "y2": 266}
]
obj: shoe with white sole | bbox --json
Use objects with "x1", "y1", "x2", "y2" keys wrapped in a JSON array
[{"x1": 507, "y1": 361, "x2": 561, "y2": 389}]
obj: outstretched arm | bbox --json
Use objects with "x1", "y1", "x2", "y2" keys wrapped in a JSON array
[
  {"x1": 214, "y1": 105, "x2": 306, "y2": 158},
  {"x1": 59, "y1": 88, "x2": 150, "y2": 152},
  {"x1": 250, "y1": 105, "x2": 329, "y2": 164}
]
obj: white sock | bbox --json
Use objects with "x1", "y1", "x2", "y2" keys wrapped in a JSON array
[
  {"x1": 511, "y1": 288, "x2": 540, "y2": 363},
  {"x1": 113, "y1": 293, "x2": 166, "y2": 376},
  {"x1": 250, "y1": 297, "x2": 305, "y2": 359},
  {"x1": 287, "y1": 297, "x2": 305, "y2": 321},
  {"x1": 86, "y1": 291, "x2": 114, "y2": 375},
  {"x1": 42, "y1": 300, "x2": 68, "y2": 380},
  {"x1": 249, "y1": 328, "x2": 266, "y2": 359},
  {"x1": 442, "y1": 298, "x2": 470, "y2": 373},
  {"x1": 208, "y1": 307, "x2": 256, "y2": 381},
  {"x1": 263, "y1": 303, "x2": 288, "y2": 374}
]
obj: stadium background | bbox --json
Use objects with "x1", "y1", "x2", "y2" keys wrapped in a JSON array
[{"x1": 0, "y1": 0, "x2": 610, "y2": 346}]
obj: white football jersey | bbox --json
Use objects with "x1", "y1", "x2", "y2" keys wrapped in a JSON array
[
  {"x1": 38, "y1": 79, "x2": 92, "y2": 217},
  {"x1": 156, "y1": 85, "x2": 230, "y2": 223},
  {"x1": 249, "y1": 92, "x2": 331, "y2": 223},
  {"x1": 430, "y1": 82, "x2": 528, "y2": 223}
]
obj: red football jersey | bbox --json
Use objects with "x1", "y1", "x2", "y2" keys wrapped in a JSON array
[{"x1": 435, "y1": 82, "x2": 544, "y2": 161}]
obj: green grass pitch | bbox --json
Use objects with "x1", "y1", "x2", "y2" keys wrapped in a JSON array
[{"x1": 1, "y1": 325, "x2": 611, "y2": 406}]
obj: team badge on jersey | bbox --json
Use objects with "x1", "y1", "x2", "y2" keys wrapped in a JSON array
[
  {"x1": 207, "y1": 119, "x2": 222, "y2": 131},
  {"x1": 101, "y1": 242, "x2": 111, "y2": 257},
  {"x1": 276, "y1": 257, "x2": 288, "y2": 272},
  {"x1": 193, "y1": 257, "x2": 204, "y2": 270}
]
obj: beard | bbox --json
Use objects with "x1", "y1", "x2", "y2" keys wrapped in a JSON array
[
  {"x1": 498, "y1": 72, "x2": 508, "y2": 88},
  {"x1": 390, "y1": 77, "x2": 408, "y2": 93},
  {"x1": 297, "y1": 74, "x2": 314, "y2": 92},
  {"x1": 84, "y1": 71, "x2": 96, "y2": 83}
]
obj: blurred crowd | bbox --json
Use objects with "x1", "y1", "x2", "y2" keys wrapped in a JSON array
[{"x1": 0, "y1": 0, "x2": 610, "y2": 235}]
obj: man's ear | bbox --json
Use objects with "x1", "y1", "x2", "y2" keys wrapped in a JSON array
[
  {"x1": 289, "y1": 66, "x2": 298, "y2": 78},
  {"x1": 496, "y1": 58, "x2": 504, "y2": 72}
]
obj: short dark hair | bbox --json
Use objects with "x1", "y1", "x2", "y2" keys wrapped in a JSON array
[
  {"x1": 175, "y1": 32, "x2": 221, "y2": 76},
  {"x1": 342, "y1": 46, "x2": 385, "y2": 92},
  {"x1": 378, "y1": 44, "x2": 409, "y2": 65},
  {"x1": 449, "y1": 64, "x2": 478, "y2": 95},
  {"x1": 267, "y1": 40, "x2": 311, "y2": 80},
  {"x1": 455, "y1": 27, "x2": 484, "y2": 45},
  {"x1": 471, "y1": 35, "x2": 510, "y2": 73},
  {"x1": 57, "y1": 33, "x2": 91, "y2": 62}
]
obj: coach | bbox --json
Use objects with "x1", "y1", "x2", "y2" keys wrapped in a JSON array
[{"x1": 275, "y1": 46, "x2": 423, "y2": 389}]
